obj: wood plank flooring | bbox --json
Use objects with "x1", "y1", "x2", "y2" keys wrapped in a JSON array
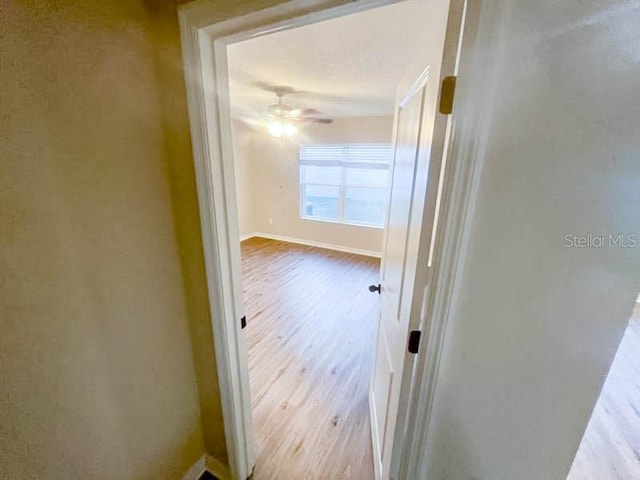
[
  {"x1": 240, "y1": 238, "x2": 379, "y2": 480},
  {"x1": 567, "y1": 311, "x2": 640, "y2": 480}
]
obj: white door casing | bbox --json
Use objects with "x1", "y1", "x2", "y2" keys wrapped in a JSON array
[
  {"x1": 179, "y1": 2, "x2": 408, "y2": 478},
  {"x1": 179, "y1": 0, "x2": 473, "y2": 478}
]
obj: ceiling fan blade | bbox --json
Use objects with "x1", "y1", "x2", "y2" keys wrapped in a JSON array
[
  {"x1": 288, "y1": 108, "x2": 324, "y2": 119},
  {"x1": 253, "y1": 82, "x2": 305, "y2": 96},
  {"x1": 310, "y1": 118, "x2": 333, "y2": 124},
  {"x1": 257, "y1": 84, "x2": 333, "y2": 124},
  {"x1": 301, "y1": 108, "x2": 322, "y2": 116}
]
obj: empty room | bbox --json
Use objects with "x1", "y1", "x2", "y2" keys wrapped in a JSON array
[{"x1": 222, "y1": 1, "x2": 437, "y2": 477}]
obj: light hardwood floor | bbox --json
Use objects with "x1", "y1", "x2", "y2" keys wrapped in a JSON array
[
  {"x1": 241, "y1": 237, "x2": 379, "y2": 480},
  {"x1": 567, "y1": 310, "x2": 640, "y2": 480}
]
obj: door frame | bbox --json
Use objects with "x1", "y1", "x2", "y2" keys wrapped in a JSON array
[{"x1": 178, "y1": 0, "x2": 499, "y2": 478}]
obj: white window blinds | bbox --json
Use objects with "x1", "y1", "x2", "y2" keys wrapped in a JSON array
[{"x1": 299, "y1": 144, "x2": 392, "y2": 227}]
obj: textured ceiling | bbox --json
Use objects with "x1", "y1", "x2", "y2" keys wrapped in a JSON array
[{"x1": 227, "y1": 0, "x2": 430, "y2": 121}]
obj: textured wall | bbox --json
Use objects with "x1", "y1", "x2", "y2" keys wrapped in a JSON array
[
  {"x1": 146, "y1": 0, "x2": 229, "y2": 463},
  {"x1": 0, "y1": 1, "x2": 206, "y2": 478},
  {"x1": 423, "y1": 1, "x2": 640, "y2": 479}
]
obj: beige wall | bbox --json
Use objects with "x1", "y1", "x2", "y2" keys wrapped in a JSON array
[
  {"x1": 0, "y1": 1, "x2": 211, "y2": 478},
  {"x1": 232, "y1": 120, "x2": 257, "y2": 238},
  {"x1": 232, "y1": 116, "x2": 393, "y2": 253},
  {"x1": 146, "y1": 1, "x2": 229, "y2": 464}
]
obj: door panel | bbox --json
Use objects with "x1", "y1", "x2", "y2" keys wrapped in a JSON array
[
  {"x1": 381, "y1": 92, "x2": 426, "y2": 323},
  {"x1": 370, "y1": 75, "x2": 429, "y2": 480},
  {"x1": 372, "y1": 327, "x2": 394, "y2": 456}
]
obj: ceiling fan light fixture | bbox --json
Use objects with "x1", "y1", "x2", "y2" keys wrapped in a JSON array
[
  {"x1": 268, "y1": 120, "x2": 284, "y2": 137},
  {"x1": 283, "y1": 122, "x2": 297, "y2": 136},
  {"x1": 262, "y1": 88, "x2": 331, "y2": 135},
  {"x1": 268, "y1": 120, "x2": 296, "y2": 138}
]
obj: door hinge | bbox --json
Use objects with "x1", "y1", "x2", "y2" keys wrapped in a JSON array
[
  {"x1": 438, "y1": 76, "x2": 457, "y2": 114},
  {"x1": 240, "y1": 315, "x2": 247, "y2": 329},
  {"x1": 408, "y1": 330, "x2": 421, "y2": 354}
]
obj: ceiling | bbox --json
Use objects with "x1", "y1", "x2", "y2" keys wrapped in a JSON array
[{"x1": 227, "y1": 0, "x2": 431, "y2": 122}]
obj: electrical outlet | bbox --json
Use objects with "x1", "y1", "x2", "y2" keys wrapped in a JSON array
[{"x1": 268, "y1": 217, "x2": 273, "y2": 225}]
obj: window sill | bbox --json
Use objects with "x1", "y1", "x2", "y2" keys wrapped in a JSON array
[{"x1": 300, "y1": 216, "x2": 384, "y2": 230}]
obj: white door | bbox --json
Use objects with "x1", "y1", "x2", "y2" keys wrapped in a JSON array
[
  {"x1": 369, "y1": 73, "x2": 430, "y2": 480},
  {"x1": 368, "y1": 1, "x2": 461, "y2": 477}
]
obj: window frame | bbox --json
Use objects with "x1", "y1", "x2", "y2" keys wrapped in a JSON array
[{"x1": 298, "y1": 144, "x2": 391, "y2": 228}]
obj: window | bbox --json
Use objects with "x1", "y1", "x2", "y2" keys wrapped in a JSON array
[{"x1": 299, "y1": 144, "x2": 392, "y2": 227}]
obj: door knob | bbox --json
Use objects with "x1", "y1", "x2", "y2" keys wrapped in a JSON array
[{"x1": 368, "y1": 284, "x2": 381, "y2": 294}]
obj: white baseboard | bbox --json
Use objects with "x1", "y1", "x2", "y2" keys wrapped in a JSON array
[
  {"x1": 240, "y1": 232, "x2": 381, "y2": 258},
  {"x1": 206, "y1": 456, "x2": 231, "y2": 480},
  {"x1": 182, "y1": 455, "x2": 206, "y2": 480},
  {"x1": 182, "y1": 454, "x2": 230, "y2": 480}
]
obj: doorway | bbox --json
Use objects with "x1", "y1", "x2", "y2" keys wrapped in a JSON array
[
  {"x1": 178, "y1": 0, "x2": 477, "y2": 478},
  {"x1": 226, "y1": 3, "x2": 429, "y2": 476}
]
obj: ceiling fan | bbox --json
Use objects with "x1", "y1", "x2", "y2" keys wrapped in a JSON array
[{"x1": 264, "y1": 86, "x2": 332, "y2": 137}]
